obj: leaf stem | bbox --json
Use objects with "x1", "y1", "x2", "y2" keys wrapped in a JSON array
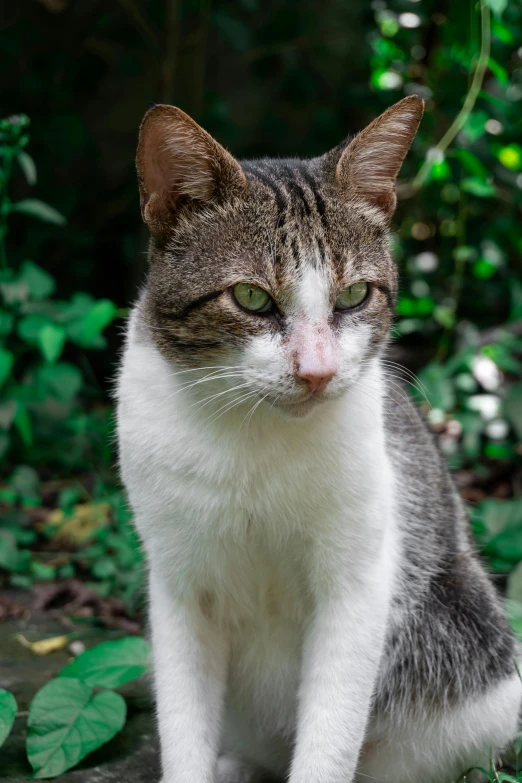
[{"x1": 411, "y1": 0, "x2": 491, "y2": 190}]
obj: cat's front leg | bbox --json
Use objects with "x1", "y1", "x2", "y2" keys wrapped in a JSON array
[
  {"x1": 288, "y1": 544, "x2": 392, "y2": 783},
  {"x1": 149, "y1": 566, "x2": 228, "y2": 783}
]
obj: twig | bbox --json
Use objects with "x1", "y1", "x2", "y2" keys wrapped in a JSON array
[{"x1": 411, "y1": 0, "x2": 491, "y2": 190}]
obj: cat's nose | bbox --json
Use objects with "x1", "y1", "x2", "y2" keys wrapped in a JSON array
[{"x1": 298, "y1": 370, "x2": 336, "y2": 393}]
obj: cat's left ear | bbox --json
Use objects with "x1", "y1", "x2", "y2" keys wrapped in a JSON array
[
  {"x1": 332, "y1": 95, "x2": 424, "y2": 218},
  {"x1": 136, "y1": 104, "x2": 246, "y2": 233}
]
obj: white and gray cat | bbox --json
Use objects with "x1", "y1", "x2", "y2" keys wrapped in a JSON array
[{"x1": 117, "y1": 96, "x2": 521, "y2": 783}]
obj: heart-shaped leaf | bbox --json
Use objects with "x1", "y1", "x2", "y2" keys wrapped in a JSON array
[
  {"x1": 59, "y1": 636, "x2": 150, "y2": 688},
  {"x1": 27, "y1": 678, "x2": 126, "y2": 779},
  {"x1": 0, "y1": 689, "x2": 17, "y2": 747}
]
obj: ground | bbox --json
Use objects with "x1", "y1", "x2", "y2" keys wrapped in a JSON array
[{"x1": 0, "y1": 592, "x2": 160, "y2": 782}]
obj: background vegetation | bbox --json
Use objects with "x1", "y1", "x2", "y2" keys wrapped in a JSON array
[{"x1": 0, "y1": 0, "x2": 522, "y2": 778}]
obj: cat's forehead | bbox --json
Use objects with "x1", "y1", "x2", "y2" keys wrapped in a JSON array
[
  {"x1": 157, "y1": 155, "x2": 394, "y2": 309},
  {"x1": 238, "y1": 158, "x2": 392, "y2": 285}
]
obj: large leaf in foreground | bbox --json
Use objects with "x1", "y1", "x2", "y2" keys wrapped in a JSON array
[
  {"x1": 27, "y1": 678, "x2": 126, "y2": 779},
  {"x1": 0, "y1": 689, "x2": 17, "y2": 747},
  {"x1": 59, "y1": 637, "x2": 150, "y2": 688}
]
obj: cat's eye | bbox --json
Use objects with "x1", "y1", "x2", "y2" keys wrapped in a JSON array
[
  {"x1": 233, "y1": 283, "x2": 273, "y2": 313},
  {"x1": 335, "y1": 282, "x2": 368, "y2": 311}
]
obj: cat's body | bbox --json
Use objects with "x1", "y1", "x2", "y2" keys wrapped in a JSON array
[{"x1": 117, "y1": 98, "x2": 521, "y2": 783}]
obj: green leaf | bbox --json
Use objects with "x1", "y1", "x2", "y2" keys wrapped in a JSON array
[
  {"x1": 10, "y1": 465, "x2": 40, "y2": 505},
  {"x1": 68, "y1": 299, "x2": 116, "y2": 348},
  {"x1": 30, "y1": 561, "x2": 56, "y2": 581},
  {"x1": 11, "y1": 198, "x2": 66, "y2": 226},
  {"x1": 417, "y1": 362, "x2": 455, "y2": 411},
  {"x1": 488, "y1": 57, "x2": 509, "y2": 86},
  {"x1": 473, "y1": 498, "x2": 522, "y2": 561},
  {"x1": 13, "y1": 403, "x2": 33, "y2": 447},
  {"x1": 17, "y1": 150, "x2": 37, "y2": 185},
  {"x1": 37, "y1": 362, "x2": 83, "y2": 401},
  {"x1": 0, "y1": 530, "x2": 20, "y2": 571},
  {"x1": 461, "y1": 177, "x2": 496, "y2": 198},
  {"x1": 0, "y1": 309, "x2": 14, "y2": 337},
  {"x1": 0, "y1": 689, "x2": 17, "y2": 747},
  {"x1": 504, "y1": 382, "x2": 522, "y2": 440},
  {"x1": 492, "y1": 20, "x2": 514, "y2": 44},
  {"x1": 59, "y1": 637, "x2": 150, "y2": 688},
  {"x1": 91, "y1": 556, "x2": 117, "y2": 579},
  {"x1": 485, "y1": 0, "x2": 508, "y2": 18},
  {"x1": 0, "y1": 347, "x2": 13, "y2": 389},
  {"x1": 507, "y1": 561, "x2": 522, "y2": 603},
  {"x1": 37, "y1": 324, "x2": 66, "y2": 363},
  {"x1": 27, "y1": 678, "x2": 126, "y2": 779},
  {"x1": 461, "y1": 110, "x2": 488, "y2": 142},
  {"x1": 497, "y1": 144, "x2": 522, "y2": 172},
  {"x1": 18, "y1": 260, "x2": 55, "y2": 300},
  {"x1": 455, "y1": 149, "x2": 489, "y2": 180},
  {"x1": 17, "y1": 313, "x2": 52, "y2": 343}
]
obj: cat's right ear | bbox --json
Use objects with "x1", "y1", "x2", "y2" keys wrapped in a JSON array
[{"x1": 136, "y1": 105, "x2": 246, "y2": 233}]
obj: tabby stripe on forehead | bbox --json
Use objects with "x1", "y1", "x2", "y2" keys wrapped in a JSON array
[
  {"x1": 244, "y1": 165, "x2": 288, "y2": 225},
  {"x1": 299, "y1": 168, "x2": 327, "y2": 224},
  {"x1": 282, "y1": 167, "x2": 312, "y2": 218}
]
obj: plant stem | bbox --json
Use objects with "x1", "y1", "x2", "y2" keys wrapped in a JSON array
[
  {"x1": 435, "y1": 188, "x2": 467, "y2": 363},
  {"x1": 411, "y1": 0, "x2": 491, "y2": 190}
]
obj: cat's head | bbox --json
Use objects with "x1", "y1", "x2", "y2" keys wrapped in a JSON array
[{"x1": 136, "y1": 97, "x2": 423, "y2": 418}]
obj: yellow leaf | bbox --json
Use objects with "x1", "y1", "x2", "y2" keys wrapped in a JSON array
[
  {"x1": 45, "y1": 502, "x2": 110, "y2": 545},
  {"x1": 15, "y1": 634, "x2": 69, "y2": 655}
]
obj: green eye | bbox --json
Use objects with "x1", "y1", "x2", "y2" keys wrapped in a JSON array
[
  {"x1": 233, "y1": 283, "x2": 273, "y2": 313},
  {"x1": 335, "y1": 282, "x2": 368, "y2": 311}
]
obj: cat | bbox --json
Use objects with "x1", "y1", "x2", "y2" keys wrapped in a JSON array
[{"x1": 116, "y1": 96, "x2": 522, "y2": 783}]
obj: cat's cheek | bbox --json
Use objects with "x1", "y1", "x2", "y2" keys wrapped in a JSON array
[
  {"x1": 336, "y1": 321, "x2": 374, "y2": 379},
  {"x1": 241, "y1": 332, "x2": 289, "y2": 388}
]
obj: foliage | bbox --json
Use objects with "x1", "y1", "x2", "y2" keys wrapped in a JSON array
[
  {"x1": 0, "y1": 0, "x2": 522, "y2": 778},
  {"x1": 0, "y1": 636, "x2": 149, "y2": 777},
  {"x1": 368, "y1": 0, "x2": 522, "y2": 617},
  {"x1": 0, "y1": 688, "x2": 17, "y2": 748},
  {"x1": 0, "y1": 117, "x2": 144, "y2": 604},
  {"x1": 27, "y1": 678, "x2": 126, "y2": 779},
  {"x1": 0, "y1": 115, "x2": 119, "y2": 471},
  {"x1": 59, "y1": 636, "x2": 150, "y2": 688}
]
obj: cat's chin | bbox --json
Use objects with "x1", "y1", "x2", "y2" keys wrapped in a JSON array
[{"x1": 274, "y1": 397, "x2": 319, "y2": 419}]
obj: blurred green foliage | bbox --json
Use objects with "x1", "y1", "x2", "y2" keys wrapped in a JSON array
[{"x1": 0, "y1": 0, "x2": 521, "y2": 623}]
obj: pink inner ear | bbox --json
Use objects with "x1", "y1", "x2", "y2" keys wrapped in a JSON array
[
  {"x1": 142, "y1": 119, "x2": 215, "y2": 204},
  {"x1": 336, "y1": 96, "x2": 423, "y2": 211}
]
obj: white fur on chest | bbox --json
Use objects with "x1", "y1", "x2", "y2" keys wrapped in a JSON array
[
  {"x1": 118, "y1": 322, "x2": 394, "y2": 578},
  {"x1": 117, "y1": 318, "x2": 397, "y2": 751}
]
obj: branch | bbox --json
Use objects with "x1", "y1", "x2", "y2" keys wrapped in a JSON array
[{"x1": 411, "y1": 0, "x2": 491, "y2": 191}]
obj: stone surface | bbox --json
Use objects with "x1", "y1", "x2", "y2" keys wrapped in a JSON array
[{"x1": 0, "y1": 600, "x2": 160, "y2": 782}]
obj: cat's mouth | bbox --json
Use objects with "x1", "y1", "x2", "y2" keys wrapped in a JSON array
[{"x1": 273, "y1": 395, "x2": 320, "y2": 418}]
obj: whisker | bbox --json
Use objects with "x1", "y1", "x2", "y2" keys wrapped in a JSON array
[
  {"x1": 205, "y1": 390, "x2": 260, "y2": 425},
  {"x1": 188, "y1": 383, "x2": 252, "y2": 415}
]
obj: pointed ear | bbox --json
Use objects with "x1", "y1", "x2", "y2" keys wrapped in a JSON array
[
  {"x1": 335, "y1": 96, "x2": 424, "y2": 217},
  {"x1": 136, "y1": 104, "x2": 246, "y2": 232}
]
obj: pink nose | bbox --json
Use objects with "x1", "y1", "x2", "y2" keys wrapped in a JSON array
[{"x1": 298, "y1": 370, "x2": 336, "y2": 394}]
